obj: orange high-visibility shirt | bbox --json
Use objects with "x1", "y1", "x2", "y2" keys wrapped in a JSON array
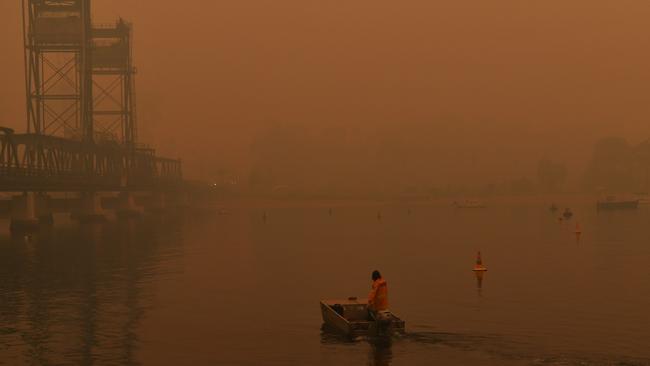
[{"x1": 368, "y1": 278, "x2": 388, "y2": 311}]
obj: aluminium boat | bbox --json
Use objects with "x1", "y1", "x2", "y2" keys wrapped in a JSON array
[
  {"x1": 597, "y1": 196, "x2": 639, "y2": 210},
  {"x1": 320, "y1": 297, "x2": 405, "y2": 337}
]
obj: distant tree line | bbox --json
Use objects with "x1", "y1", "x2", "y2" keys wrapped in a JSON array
[
  {"x1": 582, "y1": 137, "x2": 650, "y2": 193},
  {"x1": 243, "y1": 122, "x2": 649, "y2": 198}
]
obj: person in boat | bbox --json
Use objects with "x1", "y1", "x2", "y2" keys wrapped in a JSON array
[{"x1": 368, "y1": 270, "x2": 389, "y2": 320}]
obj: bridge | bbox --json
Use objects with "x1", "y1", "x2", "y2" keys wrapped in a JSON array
[
  {"x1": 0, "y1": 128, "x2": 181, "y2": 191},
  {"x1": 2, "y1": 1, "x2": 196, "y2": 231}
]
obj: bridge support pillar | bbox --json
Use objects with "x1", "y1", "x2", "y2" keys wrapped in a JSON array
[
  {"x1": 10, "y1": 193, "x2": 38, "y2": 232},
  {"x1": 10, "y1": 193, "x2": 53, "y2": 232},
  {"x1": 148, "y1": 191, "x2": 168, "y2": 212},
  {"x1": 73, "y1": 192, "x2": 106, "y2": 223},
  {"x1": 36, "y1": 193, "x2": 54, "y2": 225},
  {"x1": 172, "y1": 191, "x2": 190, "y2": 209},
  {"x1": 116, "y1": 192, "x2": 143, "y2": 218}
]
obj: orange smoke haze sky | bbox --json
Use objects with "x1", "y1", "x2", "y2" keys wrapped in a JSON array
[{"x1": 2, "y1": 1, "x2": 650, "y2": 187}]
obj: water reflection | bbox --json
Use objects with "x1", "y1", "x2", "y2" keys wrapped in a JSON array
[
  {"x1": 320, "y1": 325, "x2": 394, "y2": 366},
  {"x1": 475, "y1": 270, "x2": 485, "y2": 297},
  {"x1": 0, "y1": 215, "x2": 183, "y2": 365},
  {"x1": 368, "y1": 338, "x2": 393, "y2": 366}
]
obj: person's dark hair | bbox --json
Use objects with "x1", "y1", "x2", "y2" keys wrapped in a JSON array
[{"x1": 371, "y1": 270, "x2": 381, "y2": 281}]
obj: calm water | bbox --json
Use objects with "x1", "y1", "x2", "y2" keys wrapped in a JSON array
[{"x1": 1, "y1": 199, "x2": 649, "y2": 365}]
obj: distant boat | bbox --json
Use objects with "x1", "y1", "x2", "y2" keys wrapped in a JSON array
[
  {"x1": 597, "y1": 196, "x2": 639, "y2": 210},
  {"x1": 635, "y1": 193, "x2": 650, "y2": 205},
  {"x1": 454, "y1": 200, "x2": 485, "y2": 208},
  {"x1": 562, "y1": 208, "x2": 573, "y2": 219}
]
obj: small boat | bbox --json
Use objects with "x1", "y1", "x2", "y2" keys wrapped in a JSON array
[
  {"x1": 635, "y1": 193, "x2": 650, "y2": 205},
  {"x1": 562, "y1": 208, "x2": 573, "y2": 219},
  {"x1": 597, "y1": 196, "x2": 639, "y2": 210},
  {"x1": 454, "y1": 200, "x2": 485, "y2": 208},
  {"x1": 320, "y1": 297, "x2": 405, "y2": 337}
]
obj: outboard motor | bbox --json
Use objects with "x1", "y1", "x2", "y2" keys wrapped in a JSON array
[{"x1": 374, "y1": 310, "x2": 393, "y2": 335}]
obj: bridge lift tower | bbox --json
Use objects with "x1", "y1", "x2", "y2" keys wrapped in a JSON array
[
  {"x1": 22, "y1": 0, "x2": 137, "y2": 145},
  {"x1": 92, "y1": 19, "x2": 137, "y2": 145}
]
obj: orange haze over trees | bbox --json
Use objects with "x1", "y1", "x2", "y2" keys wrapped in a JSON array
[{"x1": 2, "y1": 0, "x2": 650, "y2": 196}]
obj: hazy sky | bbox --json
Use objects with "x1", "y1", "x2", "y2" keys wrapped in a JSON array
[{"x1": 2, "y1": 0, "x2": 650, "y2": 185}]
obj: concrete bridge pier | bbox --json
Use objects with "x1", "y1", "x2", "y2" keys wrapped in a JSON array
[
  {"x1": 10, "y1": 193, "x2": 38, "y2": 232},
  {"x1": 72, "y1": 192, "x2": 106, "y2": 223},
  {"x1": 172, "y1": 191, "x2": 190, "y2": 209},
  {"x1": 10, "y1": 192, "x2": 53, "y2": 232},
  {"x1": 36, "y1": 193, "x2": 54, "y2": 225},
  {"x1": 116, "y1": 191, "x2": 143, "y2": 218},
  {"x1": 147, "y1": 191, "x2": 168, "y2": 213}
]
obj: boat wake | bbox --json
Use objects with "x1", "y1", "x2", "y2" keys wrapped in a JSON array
[
  {"x1": 321, "y1": 323, "x2": 650, "y2": 365},
  {"x1": 404, "y1": 330, "x2": 650, "y2": 366}
]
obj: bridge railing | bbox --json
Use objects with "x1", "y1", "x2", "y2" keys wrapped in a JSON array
[{"x1": 0, "y1": 131, "x2": 182, "y2": 191}]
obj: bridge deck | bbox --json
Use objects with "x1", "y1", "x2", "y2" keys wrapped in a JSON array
[{"x1": 0, "y1": 131, "x2": 182, "y2": 192}]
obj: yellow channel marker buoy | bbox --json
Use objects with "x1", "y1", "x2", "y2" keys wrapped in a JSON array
[{"x1": 473, "y1": 251, "x2": 487, "y2": 272}]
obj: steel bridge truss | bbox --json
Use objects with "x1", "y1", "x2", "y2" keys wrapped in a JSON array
[
  {"x1": 23, "y1": 0, "x2": 137, "y2": 145},
  {"x1": 0, "y1": 128, "x2": 181, "y2": 192},
  {"x1": 92, "y1": 19, "x2": 137, "y2": 144},
  {"x1": 23, "y1": 0, "x2": 87, "y2": 138}
]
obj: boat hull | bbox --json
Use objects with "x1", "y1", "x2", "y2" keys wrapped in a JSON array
[
  {"x1": 320, "y1": 299, "x2": 405, "y2": 337},
  {"x1": 597, "y1": 200, "x2": 639, "y2": 210}
]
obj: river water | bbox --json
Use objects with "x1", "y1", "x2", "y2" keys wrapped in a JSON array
[{"x1": 0, "y1": 199, "x2": 649, "y2": 365}]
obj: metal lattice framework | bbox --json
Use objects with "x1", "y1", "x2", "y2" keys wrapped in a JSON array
[
  {"x1": 92, "y1": 19, "x2": 137, "y2": 145},
  {"x1": 23, "y1": 0, "x2": 92, "y2": 139},
  {"x1": 23, "y1": 0, "x2": 137, "y2": 145},
  {"x1": 15, "y1": 0, "x2": 183, "y2": 191},
  {"x1": 0, "y1": 127, "x2": 181, "y2": 191}
]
